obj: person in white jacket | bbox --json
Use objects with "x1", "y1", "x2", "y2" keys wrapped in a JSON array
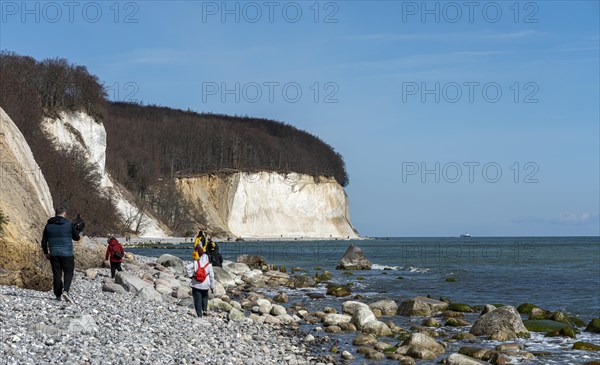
[{"x1": 186, "y1": 246, "x2": 215, "y2": 317}]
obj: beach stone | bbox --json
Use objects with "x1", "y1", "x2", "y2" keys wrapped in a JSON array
[
  {"x1": 343, "y1": 300, "x2": 370, "y2": 315},
  {"x1": 585, "y1": 318, "x2": 600, "y2": 333},
  {"x1": 339, "y1": 322, "x2": 357, "y2": 332},
  {"x1": 481, "y1": 304, "x2": 497, "y2": 315},
  {"x1": 288, "y1": 275, "x2": 315, "y2": 288},
  {"x1": 364, "y1": 349, "x2": 385, "y2": 360},
  {"x1": 422, "y1": 318, "x2": 441, "y2": 327},
  {"x1": 446, "y1": 353, "x2": 488, "y2": 365},
  {"x1": 362, "y1": 320, "x2": 392, "y2": 336},
  {"x1": 270, "y1": 304, "x2": 287, "y2": 316},
  {"x1": 137, "y1": 286, "x2": 163, "y2": 302},
  {"x1": 263, "y1": 314, "x2": 281, "y2": 325},
  {"x1": 273, "y1": 292, "x2": 289, "y2": 303},
  {"x1": 323, "y1": 313, "x2": 352, "y2": 327},
  {"x1": 241, "y1": 270, "x2": 266, "y2": 288},
  {"x1": 572, "y1": 341, "x2": 600, "y2": 351},
  {"x1": 396, "y1": 333, "x2": 445, "y2": 360},
  {"x1": 351, "y1": 307, "x2": 377, "y2": 331},
  {"x1": 336, "y1": 245, "x2": 372, "y2": 270},
  {"x1": 353, "y1": 333, "x2": 377, "y2": 346},
  {"x1": 369, "y1": 300, "x2": 398, "y2": 316},
  {"x1": 228, "y1": 308, "x2": 245, "y2": 321},
  {"x1": 448, "y1": 303, "x2": 475, "y2": 313},
  {"x1": 446, "y1": 318, "x2": 470, "y2": 327},
  {"x1": 397, "y1": 299, "x2": 431, "y2": 317},
  {"x1": 155, "y1": 284, "x2": 172, "y2": 296},
  {"x1": 529, "y1": 307, "x2": 551, "y2": 320},
  {"x1": 495, "y1": 343, "x2": 524, "y2": 352},
  {"x1": 341, "y1": 351, "x2": 354, "y2": 360},
  {"x1": 225, "y1": 262, "x2": 250, "y2": 276},
  {"x1": 470, "y1": 306, "x2": 529, "y2": 340},
  {"x1": 236, "y1": 254, "x2": 267, "y2": 266},
  {"x1": 325, "y1": 325, "x2": 342, "y2": 333},
  {"x1": 102, "y1": 282, "x2": 127, "y2": 294},
  {"x1": 60, "y1": 315, "x2": 98, "y2": 335},
  {"x1": 304, "y1": 334, "x2": 315, "y2": 342},
  {"x1": 172, "y1": 286, "x2": 191, "y2": 299},
  {"x1": 523, "y1": 319, "x2": 570, "y2": 332},
  {"x1": 326, "y1": 284, "x2": 352, "y2": 297},
  {"x1": 209, "y1": 282, "x2": 226, "y2": 298},
  {"x1": 85, "y1": 268, "x2": 97, "y2": 279},
  {"x1": 115, "y1": 272, "x2": 152, "y2": 293},
  {"x1": 156, "y1": 254, "x2": 184, "y2": 273},
  {"x1": 213, "y1": 267, "x2": 236, "y2": 288},
  {"x1": 264, "y1": 271, "x2": 290, "y2": 286},
  {"x1": 517, "y1": 303, "x2": 539, "y2": 314}
]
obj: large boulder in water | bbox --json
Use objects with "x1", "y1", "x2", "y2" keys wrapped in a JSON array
[
  {"x1": 236, "y1": 254, "x2": 267, "y2": 267},
  {"x1": 336, "y1": 245, "x2": 372, "y2": 270},
  {"x1": 469, "y1": 305, "x2": 529, "y2": 340}
]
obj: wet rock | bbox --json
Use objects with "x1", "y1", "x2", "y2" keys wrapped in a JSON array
[
  {"x1": 398, "y1": 296, "x2": 448, "y2": 317},
  {"x1": 323, "y1": 313, "x2": 352, "y2": 327},
  {"x1": 422, "y1": 318, "x2": 441, "y2": 327},
  {"x1": 369, "y1": 299, "x2": 398, "y2": 316},
  {"x1": 273, "y1": 292, "x2": 288, "y2": 303},
  {"x1": 396, "y1": 333, "x2": 445, "y2": 360},
  {"x1": 288, "y1": 275, "x2": 315, "y2": 288},
  {"x1": 448, "y1": 303, "x2": 475, "y2": 313},
  {"x1": 236, "y1": 254, "x2": 267, "y2": 266},
  {"x1": 336, "y1": 245, "x2": 372, "y2": 270},
  {"x1": 446, "y1": 353, "x2": 488, "y2": 365},
  {"x1": 446, "y1": 318, "x2": 470, "y2": 327},
  {"x1": 572, "y1": 341, "x2": 600, "y2": 351},
  {"x1": 351, "y1": 307, "x2": 377, "y2": 331},
  {"x1": 524, "y1": 319, "x2": 572, "y2": 332},
  {"x1": 353, "y1": 333, "x2": 377, "y2": 346},
  {"x1": 516, "y1": 303, "x2": 539, "y2": 315},
  {"x1": 341, "y1": 351, "x2": 354, "y2": 360},
  {"x1": 362, "y1": 320, "x2": 392, "y2": 336},
  {"x1": 585, "y1": 318, "x2": 600, "y2": 333},
  {"x1": 470, "y1": 306, "x2": 529, "y2": 340},
  {"x1": 342, "y1": 301, "x2": 370, "y2": 315},
  {"x1": 326, "y1": 284, "x2": 351, "y2": 297}
]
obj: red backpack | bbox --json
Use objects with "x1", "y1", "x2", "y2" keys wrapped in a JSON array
[{"x1": 194, "y1": 260, "x2": 210, "y2": 282}]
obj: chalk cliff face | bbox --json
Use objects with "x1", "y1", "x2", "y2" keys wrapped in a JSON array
[
  {"x1": 178, "y1": 172, "x2": 358, "y2": 238},
  {"x1": 42, "y1": 111, "x2": 169, "y2": 237},
  {"x1": 0, "y1": 108, "x2": 54, "y2": 244}
]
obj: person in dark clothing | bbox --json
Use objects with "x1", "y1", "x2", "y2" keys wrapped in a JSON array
[
  {"x1": 41, "y1": 206, "x2": 80, "y2": 302},
  {"x1": 206, "y1": 238, "x2": 223, "y2": 267},
  {"x1": 72, "y1": 214, "x2": 85, "y2": 236},
  {"x1": 105, "y1": 237, "x2": 125, "y2": 278}
]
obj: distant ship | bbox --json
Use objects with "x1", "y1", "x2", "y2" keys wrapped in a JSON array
[{"x1": 460, "y1": 233, "x2": 471, "y2": 238}]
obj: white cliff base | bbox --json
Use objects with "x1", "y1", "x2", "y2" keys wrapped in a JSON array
[
  {"x1": 0, "y1": 107, "x2": 54, "y2": 243},
  {"x1": 179, "y1": 172, "x2": 359, "y2": 239},
  {"x1": 42, "y1": 111, "x2": 169, "y2": 237}
]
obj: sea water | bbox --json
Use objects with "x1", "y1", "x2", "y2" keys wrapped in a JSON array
[{"x1": 129, "y1": 237, "x2": 600, "y2": 364}]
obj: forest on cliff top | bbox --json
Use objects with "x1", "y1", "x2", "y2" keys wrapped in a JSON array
[{"x1": 0, "y1": 51, "x2": 348, "y2": 235}]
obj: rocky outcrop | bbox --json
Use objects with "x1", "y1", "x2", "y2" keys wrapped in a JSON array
[
  {"x1": 178, "y1": 172, "x2": 358, "y2": 238},
  {"x1": 470, "y1": 305, "x2": 530, "y2": 340},
  {"x1": 398, "y1": 297, "x2": 449, "y2": 317},
  {"x1": 336, "y1": 245, "x2": 372, "y2": 270}
]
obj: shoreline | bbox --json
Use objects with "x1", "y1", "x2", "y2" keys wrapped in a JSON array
[{"x1": 2, "y1": 248, "x2": 599, "y2": 365}]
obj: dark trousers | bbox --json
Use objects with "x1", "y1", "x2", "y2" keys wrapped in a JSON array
[
  {"x1": 110, "y1": 262, "x2": 123, "y2": 278},
  {"x1": 191, "y1": 288, "x2": 209, "y2": 317},
  {"x1": 49, "y1": 256, "x2": 75, "y2": 298}
]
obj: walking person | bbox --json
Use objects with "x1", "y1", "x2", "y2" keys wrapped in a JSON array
[
  {"x1": 41, "y1": 206, "x2": 80, "y2": 303},
  {"x1": 105, "y1": 237, "x2": 125, "y2": 278},
  {"x1": 192, "y1": 229, "x2": 207, "y2": 260},
  {"x1": 187, "y1": 246, "x2": 215, "y2": 317},
  {"x1": 72, "y1": 213, "x2": 85, "y2": 236}
]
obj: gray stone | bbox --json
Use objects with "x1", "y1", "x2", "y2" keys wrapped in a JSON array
[
  {"x1": 369, "y1": 300, "x2": 398, "y2": 316},
  {"x1": 136, "y1": 286, "x2": 163, "y2": 302},
  {"x1": 323, "y1": 314, "x2": 352, "y2": 327},
  {"x1": 446, "y1": 353, "x2": 488, "y2": 365},
  {"x1": 102, "y1": 282, "x2": 127, "y2": 294},
  {"x1": 214, "y1": 267, "x2": 236, "y2": 288},
  {"x1": 270, "y1": 304, "x2": 287, "y2": 316},
  {"x1": 336, "y1": 245, "x2": 372, "y2": 270},
  {"x1": 396, "y1": 333, "x2": 445, "y2": 360},
  {"x1": 228, "y1": 308, "x2": 245, "y2": 321},
  {"x1": 397, "y1": 297, "x2": 448, "y2": 317},
  {"x1": 351, "y1": 307, "x2": 377, "y2": 331},
  {"x1": 156, "y1": 254, "x2": 184, "y2": 274},
  {"x1": 469, "y1": 306, "x2": 529, "y2": 340},
  {"x1": 115, "y1": 272, "x2": 152, "y2": 293},
  {"x1": 224, "y1": 262, "x2": 251, "y2": 276},
  {"x1": 343, "y1": 300, "x2": 371, "y2": 315}
]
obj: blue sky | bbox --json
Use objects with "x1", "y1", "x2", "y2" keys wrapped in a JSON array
[{"x1": 1, "y1": 1, "x2": 599, "y2": 236}]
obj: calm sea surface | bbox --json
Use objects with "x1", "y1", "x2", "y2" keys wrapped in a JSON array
[{"x1": 129, "y1": 237, "x2": 600, "y2": 364}]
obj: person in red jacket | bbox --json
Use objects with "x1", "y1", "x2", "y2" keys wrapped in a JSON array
[{"x1": 105, "y1": 237, "x2": 125, "y2": 278}]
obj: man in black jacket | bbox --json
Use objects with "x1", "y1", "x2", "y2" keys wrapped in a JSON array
[{"x1": 41, "y1": 207, "x2": 80, "y2": 302}]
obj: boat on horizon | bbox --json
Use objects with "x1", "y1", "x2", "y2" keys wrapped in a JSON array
[{"x1": 460, "y1": 233, "x2": 471, "y2": 238}]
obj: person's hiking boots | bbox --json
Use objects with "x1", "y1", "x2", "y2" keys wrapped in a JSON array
[{"x1": 62, "y1": 292, "x2": 75, "y2": 304}]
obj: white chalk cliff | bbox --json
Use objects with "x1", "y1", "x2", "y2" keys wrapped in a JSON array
[
  {"x1": 178, "y1": 172, "x2": 358, "y2": 239},
  {"x1": 42, "y1": 111, "x2": 169, "y2": 237},
  {"x1": 0, "y1": 108, "x2": 54, "y2": 244}
]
